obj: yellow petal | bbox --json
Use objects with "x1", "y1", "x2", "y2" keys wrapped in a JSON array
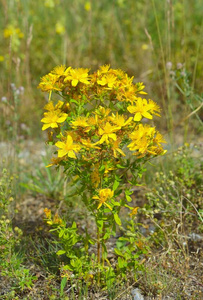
[
  {"x1": 50, "y1": 123, "x2": 58, "y2": 128},
  {"x1": 127, "y1": 106, "x2": 136, "y2": 113},
  {"x1": 97, "y1": 203, "x2": 102, "y2": 209},
  {"x1": 72, "y1": 79, "x2": 78, "y2": 86},
  {"x1": 42, "y1": 124, "x2": 51, "y2": 130},
  {"x1": 104, "y1": 203, "x2": 112, "y2": 210},
  {"x1": 58, "y1": 114, "x2": 68, "y2": 123},
  {"x1": 117, "y1": 148, "x2": 126, "y2": 156},
  {"x1": 58, "y1": 149, "x2": 68, "y2": 157},
  {"x1": 142, "y1": 111, "x2": 153, "y2": 119},
  {"x1": 134, "y1": 113, "x2": 142, "y2": 121},
  {"x1": 68, "y1": 150, "x2": 76, "y2": 159},
  {"x1": 109, "y1": 133, "x2": 117, "y2": 141},
  {"x1": 55, "y1": 141, "x2": 65, "y2": 149}
]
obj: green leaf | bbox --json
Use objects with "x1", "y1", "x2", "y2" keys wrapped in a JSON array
[
  {"x1": 125, "y1": 189, "x2": 133, "y2": 196},
  {"x1": 103, "y1": 232, "x2": 110, "y2": 240},
  {"x1": 60, "y1": 277, "x2": 67, "y2": 297},
  {"x1": 70, "y1": 99, "x2": 79, "y2": 105},
  {"x1": 59, "y1": 229, "x2": 65, "y2": 238},
  {"x1": 56, "y1": 250, "x2": 66, "y2": 256},
  {"x1": 113, "y1": 180, "x2": 119, "y2": 191},
  {"x1": 116, "y1": 164, "x2": 125, "y2": 169},
  {"x1": 114, "y1": 248, "x2": 123, "y2": 256},
  {"x1": 96, "y1": 219, "x2": 103, "y2": 229},
  {"x1": 118, "y1": 257, "x2": 127, "y2": 268},
  {"x1": 126, "y1": 195, "x2": 132, "y2": 202},
  {"x1": 72, "y1": 221, "x2": 77, "y2": 228},
  {"x1": 111, "y1": 200, "x2": 120, "y2": 207},
  {"x1": 114, "y1": 213, "x2": 121, "y2": 226}
]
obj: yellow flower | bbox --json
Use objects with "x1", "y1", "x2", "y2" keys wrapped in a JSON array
[
  {"x1": 117, "y1": 85, "x2": 138, "y2": 103},
  {"x1": 55, "y1": 22, "x2": 65, "y2": 35},
  {"x1": 147, "y1": 131, "x2": 167, "y2": 155},
  {"x1": 129, "y1": 124, "x2": 155, "y2": 142},
  {"x1": 41, "y1": 110, "x2": 68, "y2": 130},
  {"x1": 127, "y1": 98, "x2": 153, "y2": 121},
  {"x1": 135, "y1": 82, "x2": 147, "y2": 95},
  {"x1": 44, "y1": 100, "x2": 64, "y2": 111},
  {"x1": 53, "y1": 213, "x2": 63, "y2": 225},
  {"x1": 98, "y1": 122, "x2": 120, "y2": 144},
  {"x1": 93, "y1": 189, "x2": 114, "y2": 210},
  {"x1": 4, "y1": 25, "x2": 24, "y2": 39},
  {"x1": 81, "y1": 139, "x2": 101, "y2": 150},
  {"x1": 128, "y1": 124, "x2": 155, "y2": 154},
  {"x1": 153, "y1": 132, "x2": 166, "y2": 146},
  {"x1": 110, "y1": 113, "x2": 132, "y2": 127},
  {"x1": 46, "y1": 156, "x2": 64, "y2": 167},
  {"x1": 84, "y1": 1, "x2": 91, "y2": 11},
  {"x1": 111, "y1": 139, "x2": 126, "y2": 158},
  {"x1": 142, "y1": 44, "x2": 149, "y2": 50},
  {"x1": 97, "y1": 74, "x2": 117, "y2": 88},
  {"x1": 38, "y1": 73, "x2": 63, "y2": 92},
  {"x1": 128, "y1": 124, "x2": 166, "y2": 156},
  {"x1": 104, "y1": 162, "x2": 115, "y2": 174},
  {"x1": 148, "y1": 99, "x2": 161, "y2": 117},
  {"x1": 64, "y1": 68, "x2": 90, "y2": 86},
  {"x1": 97, "y1": 64, "x2": 110, "y2": 76},
  {"x1": 88, "y1": 116, "x2": 98, "y2": 126},
  {"x1": 44, "y1": 208, "x2": 51, "y2": 219},
  {"x1": 71, "y1": 116, "x2": 90, "y2": 130},
  {"x1": 112, "y1": 68, "x2": 126, "y2": 79},
  {"x1": 96, "y1": 106, "x2": 111, "y2": 118},
  {"x1": 128, "y1": 136, "x2": 149, "y2": 154},
  {"x1": 130, "y1": 207, "x2": 139, "y2": 217},
  {"x1": 51, "y1": 65, "x2": 67, "y2": 76},
  {"x1": 91, "y1": 166, "x2": 100, "y2": 188},
  {"x1": 55, "y1": 135, "x2": 81, "y2": 158}
]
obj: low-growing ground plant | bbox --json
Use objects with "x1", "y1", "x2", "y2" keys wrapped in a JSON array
[
  {"x1": 0, "y1": 167, "x2": 37, "y2": 297},
  {"x1": 143, "y1": 143, "x2": 202, "y2": 243},
  {"x1": 38, "y1": 64, "x2": 166, "y2": 290}
]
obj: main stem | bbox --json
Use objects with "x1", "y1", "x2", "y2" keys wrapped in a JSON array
[
  {"x1": 97, "y1": 227, "x2": 100, "y2": 284},
  {"x1": 101, "y1": 223, "x2": 105, "y2": 267},
  {"x1": 97, "y1": 227, "x2": 100, "y2": 265}
]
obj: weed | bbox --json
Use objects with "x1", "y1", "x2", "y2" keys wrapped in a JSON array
[{"x1": 0, "y1": 167, "x2": 37, "y2": 296}]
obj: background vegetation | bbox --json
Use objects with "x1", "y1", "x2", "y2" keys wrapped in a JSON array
[{"x1": 0, "y1": 0, "x2": 202, "y2": 299}]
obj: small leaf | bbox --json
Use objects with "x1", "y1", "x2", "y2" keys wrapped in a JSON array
[
  {"x1": 59, "y1": 229, "x2": 64, "y2": 238},
  {"x1": 103, "y1": 232, "x2": 110, "y2": 240},
  {"x1": 116, "y1": 164, "x2": 125, "y2": 169},
  {"x1": 126, "y1": 195, "x2": 132, "y2": 202},
  {"x1": 96, "y1": 219, "x2": 103, "y2": 229},
  {"x1": 56, "y1": 250, "x2": 66, "y2": 256},
  {"x1": 60, "y1": 277, "x2": 67, "y2": 297},
  {"x1": 113, "y1": 180, "x2": 119, "y2": 191},
  {"x1": 70, "y1": 99, "x2": 79, "y2": 105},
  {"x1": 114, "y1": 213, "x2": 121, "y2": 226},
  {"x1": 114, "y1": 248, "x2": 123, "y2": 256}
]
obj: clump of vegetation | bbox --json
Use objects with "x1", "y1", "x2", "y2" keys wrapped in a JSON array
[
  {"x1": 0, "y1": 167, "x2": 37, "y2": 297},
  {"x1": 38, "y1": 64, "x2": 166, "y2": 291},
  {"x1": 143, "y1": 143, "x2": 202, "y2": 243}
]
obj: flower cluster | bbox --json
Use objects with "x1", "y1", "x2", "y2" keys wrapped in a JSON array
[{"x1": 39, "y1": 65, "x2": 166, "y2": 210}]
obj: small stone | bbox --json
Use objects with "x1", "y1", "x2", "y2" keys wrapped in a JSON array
[
  {"x1": 189, "y1": 233, "x2": 203, "y2": 241},
  {"x1": 131, "y1": 288, "x2": 144, "y2": 300}
]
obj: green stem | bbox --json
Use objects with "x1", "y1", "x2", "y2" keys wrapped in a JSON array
[
  {"x1": 102, "y1": 223, "x2": 105, "y2": 267},
  {"x1": 97, "y1": 227, "x2": 100, "y2": 284}
]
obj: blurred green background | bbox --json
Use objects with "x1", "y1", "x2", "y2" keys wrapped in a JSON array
[{"x1": 0, "y1": 0, "x2": 202, "y2": 140}]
